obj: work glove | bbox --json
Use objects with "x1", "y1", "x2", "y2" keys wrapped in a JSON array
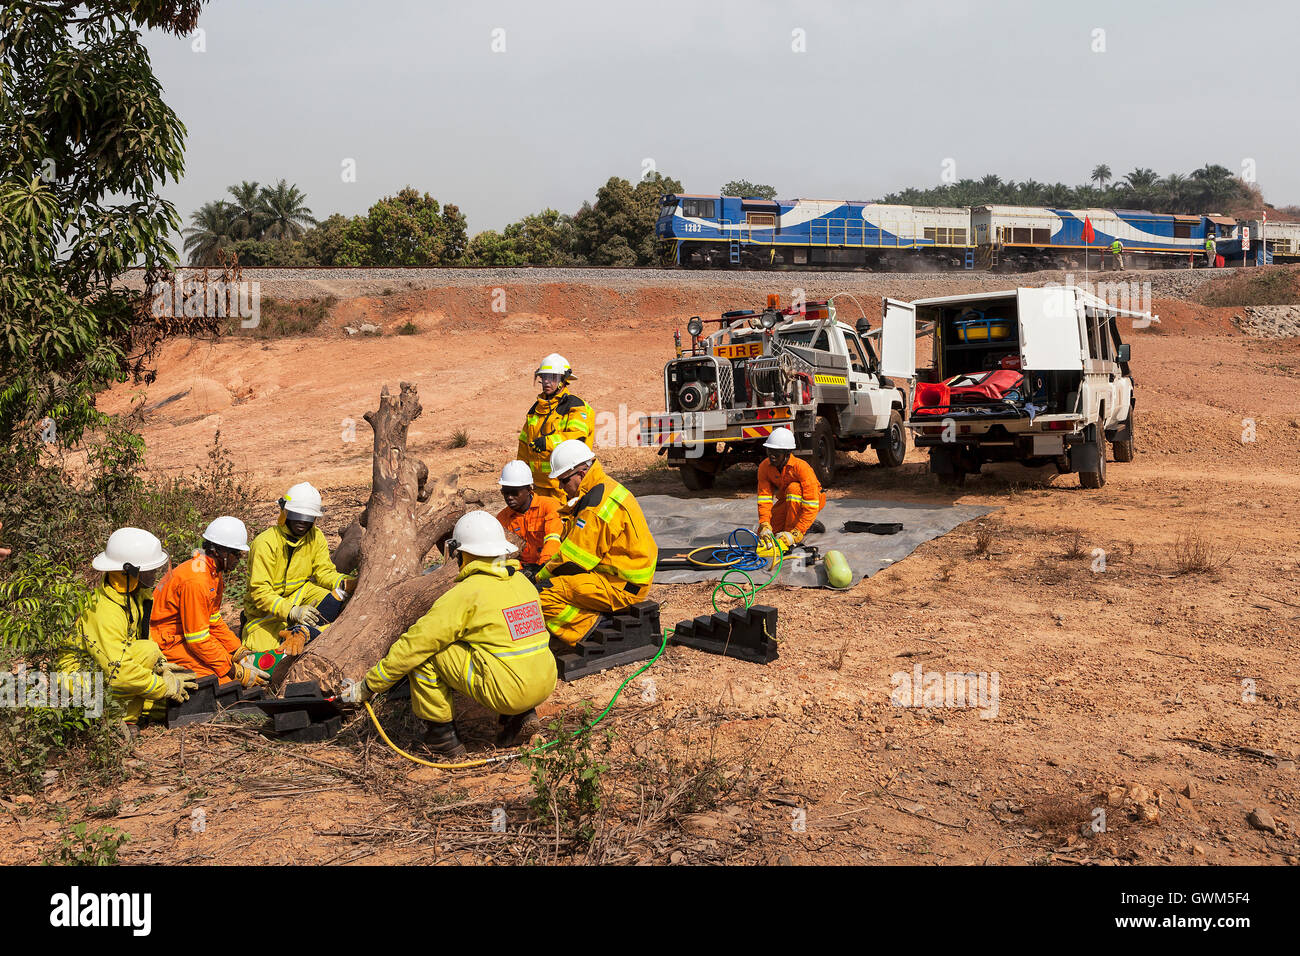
[
  {"x1": 162, "y1": 669, "x2": 198, "y2": 702},
  {"x1": 333, "y1": 576, "x2": 357, "y2": 601},
  {"x1": 287, "y1": 604, "x2": 325, "y2": 628},
  {"x1": 530, "y1": 436, "x2": 547, "y2": 454},
  {"x1": 277, "y1": 627, "x2": 309, "y2": 657},
  {"x1": 229, "y1": 661, "x2": 269, "y2": 688},
  {"x1": 757, "y1": 522, "x2": 773, "y2": 540},
  {"x1": 776, "y1": 531, "x2": 797, "y2": 551},
  {"x1": 520, "y1": 564, "x2": 539, "y2": 585},
  {"x1": 231, "y1": 645, "x2": 254, "y2": 663},
  {"x1": 339, "y1": 679, "x2": 373, "y2": 705}
]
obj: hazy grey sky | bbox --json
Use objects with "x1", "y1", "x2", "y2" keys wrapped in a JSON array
[{"x1": 144, "y1": 0, "x2": 1300, "y2": 237}]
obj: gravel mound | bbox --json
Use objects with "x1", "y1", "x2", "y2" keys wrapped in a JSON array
[
  {"x1": 1234, "y1": 306, "x2": 1300, "y2": 338},
  {"x1": 118, "y1": 264, "x2": 1242, "y2": 303}
]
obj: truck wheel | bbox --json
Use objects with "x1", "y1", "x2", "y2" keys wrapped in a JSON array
[
  {"x1": 680, "y1": 465, "x2": 715, "y2": 491},
  {"x1": 810, "y1": 417, "x2": 837, "y2": 486},
  {"x1": 1112, "y1": 413, "x2": 1135, "y2": 463},
  {"x1": 874, "y1": 410, "x2": 907, "y2": 468},
  {"x1": 1078, "y1": 436, "x2": 1108, "y2": 488}
]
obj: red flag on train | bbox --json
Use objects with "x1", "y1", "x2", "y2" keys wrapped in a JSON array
[{"x1": 1082, "y1": 216, "x2": 1096, "y2": 244}]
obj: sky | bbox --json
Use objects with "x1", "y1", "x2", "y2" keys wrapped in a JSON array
[{"x1": 143, "y1": 0, "x2": 1300, "y2": 239}]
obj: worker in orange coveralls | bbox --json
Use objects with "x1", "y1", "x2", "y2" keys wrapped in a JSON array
[
  {"x1": 495, "y1": 460, "x2": 562, "y2": 584},
  {"x1": 151, "y1": 517, "x2": 267, "y2": 687},
  {"x1": 755, "y1": 427, "x2": 826, "y2": 550}
]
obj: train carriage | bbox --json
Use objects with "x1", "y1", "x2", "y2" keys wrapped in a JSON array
[{"x1": 972, "y1": 206, "x2": 1213, "y2": 270}]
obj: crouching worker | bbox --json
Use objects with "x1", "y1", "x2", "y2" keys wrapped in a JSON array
[
  {"x1": 756, "y1": 427, "x2": 825, "y2": 552},
  {"x1": 536, "y1": 441, "x2": 658, "y2": 646},
  {"x1": 152, "y1": 517, "x2": 266, "y2": 688},
  {"x1": 242, "y1": 482, "x2": 355, "y2": 657},
  {"x1": 56, "y1": 528, "x2": 197, "y2": 729},
  {"x1": 496, "y1": 459, "x2": 562, "y2": 584},
  {"x1": 340, "y1": 512, "x2": 556, "y2": 758}
]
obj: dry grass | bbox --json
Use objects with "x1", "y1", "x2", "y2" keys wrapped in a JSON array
[
  {"x1": 972, "y1": 522, "x2": 995, "y2": 555},
  {"x1": 450, "y1": 428, "x2": 470, "y2": 448},
  {"x1": 1062, "y1": 530, "x2": 1087, "y2": 559},
  {"x1": 1171, "y1": 530, "x2": 1233, "y2": 574}
]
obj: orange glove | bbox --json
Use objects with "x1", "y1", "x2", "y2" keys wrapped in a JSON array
[
  {"x1": 229, "y1": 661, "x2": 269, "y2": 688},
  {"x1": 277, "y1": 627, "x2": 309, "y2": 657}
]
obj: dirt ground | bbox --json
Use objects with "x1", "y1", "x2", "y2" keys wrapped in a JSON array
[{"x1": 5, "y1": 275, "x2": 1299, "y2": 865}]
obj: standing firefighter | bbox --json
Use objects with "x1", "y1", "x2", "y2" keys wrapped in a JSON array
[
  {"x1": 340, "y1": 511, "x2": 556, "y2": 757},
  {"x1": 152, "y1": 517, "x2": 266, "y2": 687},
  {"x1": 242, "y1": 482, "x2": 355, "y2": 656},
  {"x1": 56, "y1": 528, "x2": 197, "y2": 729},
  {"x1": 1205, "y1": 234, "x2": 1216, "y2": 268},
  {"x1": 536, "y1": 440, "x2": 658, "y2": 646},
  {"x1": 496, "y1": 459, "x2": 562, "y2": 584},
  {"x1": 1110, "y1": 238, "x2": 1124, "y2": 270},
  {"x1": 517, "y1": 353, "x2": 595, "y2": 500},
  {"x1": 756, "y1": 427, "x2": 826, "y2": 550}
]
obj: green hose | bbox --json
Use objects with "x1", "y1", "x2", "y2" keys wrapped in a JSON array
[{"x1": 710, "y1": 538, "x2": 785, "y2": 613}]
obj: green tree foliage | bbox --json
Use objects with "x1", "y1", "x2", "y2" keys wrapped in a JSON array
[
  {"x1": 300, "y1": 213, "x2": 361, "y2": 267},
  {"x1": 464, "y1": 208, "x2": 576, "y2": 266},
  {"x1": 183, "y1": 200, "x2": 239, "y2": 264},
  {"x1": 333, "y1": 187, "x2": 468, "y2": 267},
  {"x1": 258, "y1": 178, "x2": 317, "y2": 240},
  {"x1": 881, "y1": 164, "x2": 1255, "y2": 215},
  {"x1": 721, "y1": 179, "x2": 778, "y2": 199},
  {"x1": 571, "y1": 172, "x2": 683, "y2": 266},
  {"x1": 0, "y1": 0, "x2": 207, "y2": 455}
]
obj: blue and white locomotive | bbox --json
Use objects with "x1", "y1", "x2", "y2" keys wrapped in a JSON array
[{"x1": 657, "y1": 192, "x2": 1294, "y2": 271}]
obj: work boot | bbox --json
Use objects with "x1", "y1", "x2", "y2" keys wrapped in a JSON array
[
  {"x1": 808, "y1": 520, "x2": 826, "y2": 535},
  {"x1": 496, "y1": 709, "x2": 542, "y2": 748},
  {"x1": 422, "y1": 720, "x2": 467, "y2": 760}
]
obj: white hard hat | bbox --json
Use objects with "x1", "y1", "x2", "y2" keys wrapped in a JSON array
[
  {"x1": 203, "y1": 516, "x2": 250, "y2": 551},
  {"x1": 764, "y1": 427, "x2": 797, "y2": 450},
  {"x1": 550, "y1": 439, "x2": 595, "y2": 479},
  {"x1": 536, "y1": 353, "x2": 573, "y2": 378},
  {"x1": 282, "y1": 481, "x2": 324, "y2": 518},
  {"x1": 451, "y1": 510, "x2": 517, "y2": 558},
  {"x1": 93, "y1": 527, "x2": 169, "y2": 573},
  {"x1": 498, "y1": 460, "x2": 534, "y2": 487}
]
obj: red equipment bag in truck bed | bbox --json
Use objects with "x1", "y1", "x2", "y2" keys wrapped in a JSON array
[
  {"x1": 947, "y1": 369, "x2": 1024, "y2": 404},
  {"x1": 912, "y1": 381, "x2": 950, "y2": 415}
]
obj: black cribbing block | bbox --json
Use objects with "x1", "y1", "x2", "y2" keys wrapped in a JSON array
[
  {"x1": 165, "y1": 674, "x2": 218, "y2": 727},
  {"x1": 249, "y1": 694, "x2": 343, "y2": 722},
  {"x1": 730, "y1": 604, "x2": 778, "y2": 650},
  {"x1": 693, "y1": 615, "x2": 717, "y2": 639},
  {"x1": 272, "y1": 709, "x2": 311, "y2": 733},
  {"x1": 215, "y1": 680, "x2": 240, "y2": 708},
  {"x1": 551, "y1": 603, "x2": 663, "y2": 681},
  {"x1": 711, "y1": 611, "x2": 731, "y2": 635},
  {"x1": 670, "y1": 604, "x2": 778, "y2": 665},
  {"x1": 277, "y1": 720, "x2": 330, "y2": 743},
  {"x1": 238, "y1": 686, "x2": 265, "y2": 702},
  {"x1": 322, "y1": 715, "x2": 343, "y2": 740},
  {"x1": 285, "y1": 680, "x2": 320, "y2": 698}
]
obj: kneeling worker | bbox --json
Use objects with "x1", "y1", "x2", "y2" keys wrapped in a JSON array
[
  {"x1": 242, "y1": 482, "x2": 355, "y2": 656},
  {"x1": 496, "y1": 459, "x2": 562, "y2": 584},
  {"x1": 341, "y1": 512, "x2": 556, "y2": 757},
  {"x1": 152, "y1": 517, "x2": 265, "y2": 687},
  {"x1": 536, "y1": 440, "x2": 658, "y2": 646},
  {"x1": 757, "y1": 427, "x2": 825, "y2": 550},
  {"x1": 56, "y1": 528, "x2": 197, "y2": 727}
]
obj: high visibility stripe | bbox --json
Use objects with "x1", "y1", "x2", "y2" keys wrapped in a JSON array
[
  {"x1": 543, "y1": 533, "x2": 561, "y2": 543},
  {"x1": 786, "y1": 495, "x2": 806, "y2": 504},
  {"x1": 414, "y1": 671, "x2": 440, "y2": 688},
  {"x1": 559, "y1": 538, "x2": 600, "y2": 570},
  {"x1": 184, "y1": 629, "x2": 210, "y2": 643},
  {"x1": 617, "y1": 564, "x2": 655, "y2": 585},
  {"x1": 375, "y1": 660, "x2": 393, "y2": 684},
  {"x1": 489, "y1": 642, "x2": 551, "y2": 660},
  {"x1": 538, "y1": 463, "x2": 551, "y2": 473},
  {"x1": 546, "y1": 603, "x2": 582, "y2": 635},
  {"x1": 757, "y1": 495, "x2": 774, "y2": 503},
  {"x1": 208, "y1": 613, "x2": 221, "y2": 623},
  {"x1": 245, "y1": 614, "x2": 275, "y2": 630}
]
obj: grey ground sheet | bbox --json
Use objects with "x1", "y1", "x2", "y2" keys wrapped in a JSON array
[{"x1": 641, "y1": 495, "x2": 995, "y2": 588}]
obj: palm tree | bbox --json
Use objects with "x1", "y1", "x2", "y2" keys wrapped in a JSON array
[
  {"x1": 182, "y1": 201, "x2": 240, "y2": 265},
  {"x1": 1190, "y1": 164, "x2": 1240, "y2": 210},
  {"x1": 226, "y1": 180, "x2": 263, "y2": 238},
  {"x1": 1043, "y1": 182, "x2": 1074, "y2": 207},
  {"x1": 257, "y1": 179, "x2": 317, "y2": 240},
  {"x1": 1090, "y1": 164, "x2": 1112, "y2": 189},
  {"x1": 1160, "y1": 173, "x2": 1188, "y2": 212}
]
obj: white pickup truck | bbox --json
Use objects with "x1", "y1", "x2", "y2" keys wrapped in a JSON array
[{"x1": 880, "y1": 286, "x2": 1149, "y2": 488}]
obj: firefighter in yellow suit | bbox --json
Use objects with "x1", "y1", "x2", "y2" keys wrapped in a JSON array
[
  {"x1": 536, "y1": 441, "x2": 658, "y2": 646},
  {"x1": 242, "y1": 482, "x2": 355, "y2": 654},
  {"x1": 56, "y1": 528, "x2": 197, "y2": 729},
  {"x1": 341, "y1": 511, "x2": 556, "y2": 758},
  {"x1": 517, "y1": 353, "x2": 595, "y2": 501}
]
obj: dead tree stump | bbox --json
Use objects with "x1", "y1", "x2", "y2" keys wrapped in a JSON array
[{"x1": 276, "y1": 382, "x2": 487, "y2": 693}]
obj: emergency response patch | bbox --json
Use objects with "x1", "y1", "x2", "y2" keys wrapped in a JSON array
[{"x1": 502, "y1": 601, "x2": 545, "y2": 641}]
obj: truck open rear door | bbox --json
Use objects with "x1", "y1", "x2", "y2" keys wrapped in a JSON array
[
  {"x1": 1016, "y1": 287, "x2": 1085, "y2": 370},
  {"x1": 880, "y1": 298, "x2": 917, "y2": 380}
]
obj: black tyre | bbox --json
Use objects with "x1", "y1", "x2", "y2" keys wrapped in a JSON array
[
  {"x1": 809, "y1": 417, "x2": 837, "y2": 486},
  {"x1": 1112, "y1": 413, "x2": 1135, "y2": 463},
  {"x1": 1078, "y1": 435, "x2": 1108, "y2": 488},
  {"x1": 874, "y1": 409, "x2": 907, "y2": 468},
  {"x1": 680, "y1": 465, "x2": 715, "y2": 491}
]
